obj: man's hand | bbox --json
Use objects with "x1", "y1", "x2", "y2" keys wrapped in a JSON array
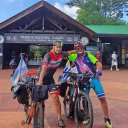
[{"x1": 36, "y1": 81, "x2": 43, "y2": 86}]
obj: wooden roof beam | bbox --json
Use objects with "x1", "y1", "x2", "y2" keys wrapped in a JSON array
[
  {"x1": 9, "y1": 29, "x2": 75, "y2": 34},
  {"x1": 23, "y1": 18, "x2": 40, "y2": 30},
  {"x1": 46, "y1": 16, "x2": 64, "y2": 31},
  {"x1": 42, "y1": 17, "x2": 45, "y2": 30}
]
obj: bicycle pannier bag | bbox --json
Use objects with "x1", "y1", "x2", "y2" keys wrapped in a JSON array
[
  {"x1": 33, "y1": 85, "x2": 48, "y2": 101},
  {"x1": 11, "y1": 81, "x2": 29, "y2": 105}
]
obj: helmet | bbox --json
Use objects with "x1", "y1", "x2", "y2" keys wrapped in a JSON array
[
  {"x1": 74, "y1": 42, "x2": 84, "y2": 49},
  {"x1": 53, "y1": 40, "x2": 63, "y2": 46}
]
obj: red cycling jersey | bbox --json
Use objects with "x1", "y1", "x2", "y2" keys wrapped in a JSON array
[{"x1": 39, "y1": 50, "x2": 68, "y2": 78}]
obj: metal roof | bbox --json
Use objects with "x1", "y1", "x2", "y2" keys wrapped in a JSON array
[{"x1": 85, "y1": 25, "x2": 128, "y2": 35}]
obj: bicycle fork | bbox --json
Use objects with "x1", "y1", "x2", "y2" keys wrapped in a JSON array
[
  {"x1": 26, "y1": 102, "x2": 35, "y2": 124},
  {"x1": 21, "y1": 103, "x2": 35, "y2": 126}
]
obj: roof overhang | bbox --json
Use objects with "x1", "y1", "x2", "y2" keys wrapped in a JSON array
[
  {"x1": 0, "y1": 1, "x2": 95, "y2": 37},
  {"x1": 93, "y1": 33, "x2": 128, "y2": 38}
]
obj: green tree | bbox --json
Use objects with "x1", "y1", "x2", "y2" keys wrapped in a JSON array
[
  {"x1": 67, "y1": 0, "x2": 128, "y2": 24},
  {"x1": 29, "y1": 45, "x2": 52, "y2": 60}
]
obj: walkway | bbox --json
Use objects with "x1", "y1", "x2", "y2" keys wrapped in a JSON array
[{"x1": 0, "y1": 68, "x2": 128, "y2": 128}]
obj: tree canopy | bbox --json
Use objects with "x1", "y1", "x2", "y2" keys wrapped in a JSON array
[{"x1": 67, "y1": 0, "x2": 128, "y2": 24}]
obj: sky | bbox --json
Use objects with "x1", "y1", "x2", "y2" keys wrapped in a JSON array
[
  {"x1": 0, "y1": 0, "x2": 79, "y2": 23},
  {"x1": 0, "y1": 0, "x2": 128, "y2": 23}
]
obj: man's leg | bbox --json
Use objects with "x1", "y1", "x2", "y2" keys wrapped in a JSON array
[
  {"x1": 50, "y1": 94, "x2": 65, "y2": 127},
  {"x1": 110, "y1": 65, "x2": 113, "y2": 70},
  {"x1": 99, "y1": 97, "x2": 112, "y2": 128},
  {"x1": 115, "y1": 64, "x2": 119, "y2": 71},
  {"x1": 91, "y1": 78, "x2": 112, "y2": 128},
  {"x1": 43, "y1": 78, "x2": 65, "y2": 126},
  {"x1": 50, "y1": 93, "x2": 62, "y2": 120},
  {"x1": 99, "y1": 97, "x2": 109, "y2": 118},
  {"x1": 90, "y1": 78, "x2": 109, "y2": 117}
]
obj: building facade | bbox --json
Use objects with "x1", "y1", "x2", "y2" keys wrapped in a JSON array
[
  {"x1": 0, "y1": 1, "x2": 128, "y2": 69},
  {"x1": 0, "y1": 1, "x2": 94, "y2": 68},
  {"x1": 86, "y1": 25, "x2": 128, "y2": 67}
]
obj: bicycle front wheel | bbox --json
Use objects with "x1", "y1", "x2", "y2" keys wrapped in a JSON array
[
  {"x1": 63, "y1": 95, "x2": 74, "y2": 118},
  {"x1": 24, "y1": 104, "x2": 32, "y2": 125},
  {"x1": 33, "y1": 102, "x2": 45, "y2": 128},
  {"x1": 74, "y1": 91, "x2": 93, "y2": 128}
]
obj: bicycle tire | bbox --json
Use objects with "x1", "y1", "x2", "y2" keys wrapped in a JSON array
[
  {"x1": 63, "y1": 95, "x2": 74, "y2": 118},
  {"x1": 33, "y1": 102, "x2": 45, "y2": 128},
  {"x1": 74, "y1": 91, "x2": 93, "y2": 128}
]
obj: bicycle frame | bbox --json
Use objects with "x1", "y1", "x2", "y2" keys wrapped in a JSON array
[{"x1": 70, "y1": 74, "x2": 89, "y2": 102}]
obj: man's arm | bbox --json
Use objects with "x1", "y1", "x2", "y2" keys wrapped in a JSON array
[
  {"x1": 87, "y1": 52, "x2": 102, "y2": 72},
  {"x1": 37, "y1": 64, "x2": 47, "y2": 85},
  {"x1": 67, "y1": 50, "x2": 77, "y2": 55},
  {"x1": 37, "y1": 53, "x2": 50, "y2": 85},
  {"x1": 62, "y1": 50, "x2": 77, "y2": 60},
  {"x1": 96, "y1": 61, "x2": 103, "y2": 71}
]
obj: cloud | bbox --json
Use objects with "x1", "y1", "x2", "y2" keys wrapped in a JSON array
[{"x1": 54, "y1": 2, "x2": 79, "y2": 19}]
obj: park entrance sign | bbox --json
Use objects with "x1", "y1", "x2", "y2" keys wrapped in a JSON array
[{"x1": 4, "y1": 33, "x2": 80, "y2": 44}]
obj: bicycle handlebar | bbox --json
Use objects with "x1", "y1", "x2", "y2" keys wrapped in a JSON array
[
  {"x1": 36, "y1": 81, "x2": 66, "y2": 89},
  {"x1": 63, "y1": 71, "x2": 94, "y2": 78}
]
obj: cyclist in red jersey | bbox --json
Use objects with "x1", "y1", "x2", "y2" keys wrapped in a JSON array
[{"x1": 37, "y1": 41, "x2": 76, "y2": 127}]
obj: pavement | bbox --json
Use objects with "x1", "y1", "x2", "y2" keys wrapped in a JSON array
[{"x1": 0, "y1": 68, "x2": 128, "y2": 128}]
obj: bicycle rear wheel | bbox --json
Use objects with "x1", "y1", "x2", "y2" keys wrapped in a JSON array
[
  {"x1": 33, "y1": 102, "x2": 45, "y2": 128},
  {"x1": 74, "y1": 91, "x2": 93, "y2": 128}
]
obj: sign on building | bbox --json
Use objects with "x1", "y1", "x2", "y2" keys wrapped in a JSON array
[{"x1": 4, "y1": 33, "x2": 80, "y2": 44}]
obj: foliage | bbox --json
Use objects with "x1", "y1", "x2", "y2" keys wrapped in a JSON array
[
  {"x1": 28, "y1": 45, "x2": 52, "y2": 60},
  {"x1": 67, "y1": 0, "x2": 128, "y2": 24}
]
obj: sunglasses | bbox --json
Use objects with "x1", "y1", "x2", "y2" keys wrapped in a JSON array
[{"x1": 76, "y1": 47, "x2": 84, "y2": 50}]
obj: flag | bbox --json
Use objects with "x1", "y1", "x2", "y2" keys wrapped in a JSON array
[
  {"x1": 62, "y1": 60, "x2": 72, "y2": 81},
  {"x1": 11, "y1": 54, "x2": 28, "y2": 85},
  {"x1": 76, "y1": 56, "x2": 93, "y2": 75}
]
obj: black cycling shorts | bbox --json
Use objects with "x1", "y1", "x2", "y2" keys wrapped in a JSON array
[{"x1": 43, "y1": 77, "x2": 60, "y2": 95}]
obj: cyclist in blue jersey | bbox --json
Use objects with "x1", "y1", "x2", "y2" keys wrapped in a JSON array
[
  {"x1": 37, "y1": 41, "x2": 76, "y2": 127},
  {"x1": 68, "y1": 42, "x2": 112, "y2": 128}
]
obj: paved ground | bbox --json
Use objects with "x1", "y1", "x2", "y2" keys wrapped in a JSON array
[{"x1": 0, "y1": 68, "x2": 128, "y2": 128}]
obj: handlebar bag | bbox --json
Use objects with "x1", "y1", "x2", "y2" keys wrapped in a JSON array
[{"x1": 33, "y1": 85, "x2": 48, "y2": 101}]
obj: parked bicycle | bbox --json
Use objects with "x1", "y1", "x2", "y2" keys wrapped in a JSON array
[
  {"x1": 11, "y1": 71, "x2": 65, "y2": 128},
  {"x1": 62, "y1": 70, "x2": 94, "y2": 128},
  {"x1": 11, "y1": 71, "x2": 48, "y2": 128}
]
